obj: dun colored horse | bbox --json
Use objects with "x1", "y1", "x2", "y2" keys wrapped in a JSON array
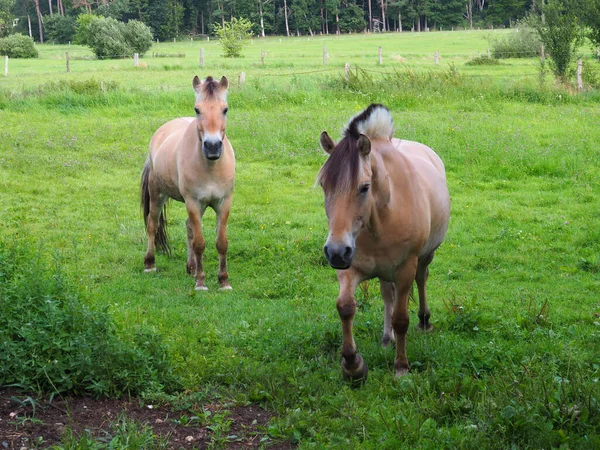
[
  {"x1": 318, "y1": 104, "x2": 450, "y2": 381},
  {"x1": 141, "y1": 76, "x2": 235, "y2": 290}
]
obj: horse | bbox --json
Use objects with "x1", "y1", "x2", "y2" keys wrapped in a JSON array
[
  {"x1": 317, "y1": 104, "x2": 450, "y2": 381},
  {"x1": 140, "y1": 76, "x2": 235, "y2": 291}
]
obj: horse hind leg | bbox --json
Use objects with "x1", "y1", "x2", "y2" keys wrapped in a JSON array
[
  {"x1": 144, "y1": 197, "x2": 167, "y2": 273},
  {"x1": 416, "y1": 251, "x2": 435, "y2": 332},
  {"x1": 215, "y1": 195, "x2": 233, "y2": 290},
  {"x1": 380, "y1": 280, "x2": 396, "y2": 347}
]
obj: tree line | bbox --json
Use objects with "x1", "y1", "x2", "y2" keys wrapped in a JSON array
[{"x1": 3, "y1": 0, "x2": 539, "y2": 43}]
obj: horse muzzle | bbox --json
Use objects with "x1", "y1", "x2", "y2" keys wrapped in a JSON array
[
  {"x1": 324, "y1": 242, "x2": 355, "y2": 270},
  {"x1": 202, "y1": 139, "x2": 223, "y2": 160}
]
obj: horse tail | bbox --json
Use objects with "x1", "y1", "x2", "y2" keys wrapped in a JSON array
[{"x1": 140, "y1": 157, "x2": 171, "y2": 255}]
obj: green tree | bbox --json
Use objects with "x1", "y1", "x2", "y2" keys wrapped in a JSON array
[
  {"x1": 214, "y1": 17, "x2": 252, "y2": 57},
  {"x1": 533, "y1": 0, "x2": 584, "y2": 81},
  {"x1": 74, "y1": 14, "x2": 96, "y2": 46},
  {"x1": 0, "y1": 0, "x2": 15, "y2": 38},
  {"x1": 0, "y1": 33, "x2": 38, "y2": 58},
  {"x1": 44, "y1": 14, "x2": 76, "y2": 44}
]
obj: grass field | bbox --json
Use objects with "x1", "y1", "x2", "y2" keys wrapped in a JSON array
[{"x1": 1, "y1": 30, "x2": 600, "y2": 448}]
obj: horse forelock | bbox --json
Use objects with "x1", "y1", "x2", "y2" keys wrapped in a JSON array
[
  {"x1": 344, "y1": 104, "x2": 394, "y2": 140},
  {"x1": 197, "y1": 78, "x2": 227, "y2": 103},
  {"x1": 317, "y1": 136, "x2": 362, "y2": 199}
]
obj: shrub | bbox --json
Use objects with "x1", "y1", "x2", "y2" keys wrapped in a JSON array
[
  {"x1": 338, "y1": 5, "x2": 366, "y2": 33},
  {"x1": 0, "y1": 240, "x2": 182, "y2": 397},
  {"x1": 44, "y1": 14, "x2": 76, "y2": 44},
  {"x1": 86, "y1": 17, "x2": 153, "y2": 59},
  {"x1": 488, "y1": 25, "x2": 542, "y2": 59},
  {"x1": 466, "y1": 55, "x2": 501, "y2": 66},
  {"x1": 122, "y1": 19, "x2": 153, "y2": 55},
  {"x1": 88, "y1": 17, "x2": 130, "y2": 59},
  {"x1": 73, "y1": 14, "x2": 95, "y2": 46},
  {"x1": 0, "y1": 34, "x2": 38, "y2": 58},
  {"x1": 214, "y1": 17, "x2": 252, "y2": 58},
  {"x1": 532, "y1": 0, "x2": 585, "y2": 81}
]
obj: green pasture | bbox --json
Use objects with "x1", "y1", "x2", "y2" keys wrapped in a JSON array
[{"x1": 1, "y1": 30, "x2": 599, "y2": 448}]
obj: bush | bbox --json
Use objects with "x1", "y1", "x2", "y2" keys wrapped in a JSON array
[
  {"x1": 73, "y1": 14, "x2": 95, "y2": 46},
  {"x1": 338, "y1": 5, "x2": 366, "y2": 33},
  {"x1": 488, "y1": 25, "x2": 542, "y2": 59},
  {"x1": 86, "y1": 17, "x2": 153, "y2": 59},
  {"x1": 45, "y1": 14, "x2": 76, "y2": 44},
  {"x1": 532, "y1": 0, "x2": 585, "y2": 81},
  {"x1": 214, "y1": 17, "x2": 252, "y2": 58},
  {"x1": 0, "y1": 240, "x2": 182, "y2": 397},
  {"x1": 0, "y1": 34, "x2": 38, "y2": 58},
  {"x1": 466, "y1": 55, "x2": 501, "y2": 66},
  {"x1": 122, "y1": 20, "x2": 153, "y2": 55}
]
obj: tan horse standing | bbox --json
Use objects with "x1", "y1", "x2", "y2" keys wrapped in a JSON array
[
  {"x1": 141, "y1": 76, "x2": 235, "y2": 290},
  {"x1": 318, "y1": 104, "x2": 450, "y2": 381}
]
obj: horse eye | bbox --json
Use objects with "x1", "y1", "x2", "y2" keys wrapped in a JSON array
[
  {"x1": 223, "y1": 107, "x2": 229, "y2": 115},
  {"x1": 359, "y1": 184, "x2": 370, "y2": 194},
  {"x1": 194, "y1": 107, "x2": 200, "y2": 115}
]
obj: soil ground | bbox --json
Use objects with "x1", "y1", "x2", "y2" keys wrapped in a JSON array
[{"x1": 0, "y1": 388, "x2": 291, "y2": 449}]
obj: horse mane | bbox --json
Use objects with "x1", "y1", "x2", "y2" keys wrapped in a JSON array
[
  {"x1": 198, "y1": 76, "x2": 226, "y2": 102},
  {"x1": 318, "y1": 104, "x2": 394, "y2": 196}
]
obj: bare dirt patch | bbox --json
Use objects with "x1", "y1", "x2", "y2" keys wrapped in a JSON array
[{"x1": 0, "y1": 388, "x2": 291, "y2": 449}]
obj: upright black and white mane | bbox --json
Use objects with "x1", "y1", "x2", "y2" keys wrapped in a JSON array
[{"x1": 318, "y1": 104, "x2": 395, "y2": 195}]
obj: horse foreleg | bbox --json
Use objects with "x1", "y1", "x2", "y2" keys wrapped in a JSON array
[
  {"x1": 416, "y1": 252, "x2": 434, "y2": 332},
  {"x1": 185, "y1": 200, "x2": 207, "y2": 290},
  {"x1": 186, "y1": 218, "x2": 196, "y2": 275},
  {"x1": 393, "y1": 258, "x2": 418, "y2": 376},
  {"x1": 380, "y1": 280, "x2": 396, "y2": 347},
  {"x1": 215, "y1": 195, "x2": 232, "y2": 290},
  {"x1": 336, "y1": 269, "x2": 367, "y2": 383}
]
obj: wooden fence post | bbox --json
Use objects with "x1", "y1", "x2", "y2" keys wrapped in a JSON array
[
  {"x1": 4, "y1": 55, "x2": 7, "y2": 77},
  {"x1": 200, "y1": 48, "x2": 204, "y2": 67},
  {"x1": 65, "y1": 51, "x2": 70, "y2": 73},
  {"x1": 134, "y1": 53, "x2": 139, "y2": 67},
  {"x1": 487, "y1": 48, "x2": 490, "y2": 58},
  {"x1": 261, "y1": 49, "x2": 265, "y2": 65},
  {"x1": 323, "y1": 47, "x2": 328, "y2": 65},
  {"x1": 541, "y1": 45, "x2": 545, "y2": 63},
  {"x1": 577, "y1": 59, "x2": 583, "y2": 91},
  {"x1": 238, "y1": 72, "x2": 246, "y2": 87},
  {"x1": 434, "y1": 51, "x2": 439, "y2": 65},
  {"x1": 344, "y1": 62, "x2": 350, "y2": 81},
  {"x1": 378, "y1": 46, "x2": 383, "y2": 64}
]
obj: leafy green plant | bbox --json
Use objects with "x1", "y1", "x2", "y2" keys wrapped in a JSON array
[
  {"x1": 44, "y1": 14, "x2": 76, "y2": 44},
  {"x1": 532, "y1": 0, "x2": 585, "y2": 81},
  {"x1": 0, "y1": 240, "x2": 182, "y2": 397},
  {"x1": 466, "y1": 55, "x2": 500, "y2": 65},
  {"x1": 0, "y1": 33, "x2": 38, "y2": 58},
  {"x1": 488, "y1": 24, "x2": 542, "y2": 59},
  {"x1": 86, "y1": 17, "x2": 153, "y2": 59},
  {"x1": 213, "y1": 17, "x2": 252, "y2": 58}
]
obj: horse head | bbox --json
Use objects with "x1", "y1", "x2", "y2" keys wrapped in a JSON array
[
  {"x1": 192, "y1": 75, "x2": 229, "y2": 160},
  {"x1": 318, "y1": 131, "x2": 374, "y2": 270}
]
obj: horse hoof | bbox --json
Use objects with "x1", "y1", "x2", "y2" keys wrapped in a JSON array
[
  {"x1": 382, "y1": 332, "x2": 395, "y2": 347},
  {"x1": 195, "y1": 284, "x2": 208, "y2": 291},
  {"x1": 396, "y1": 367, "x2": 409, "y2": 377},
  {"x1": 342, "y1": 354, "x2": 368, "y2": 386},
  {"x1": 144, "y1": 267, "x2": 157, "y2": 273},
  {"x1": 218, "y1": 285, "x2": 232, "y2": 291},
  {"x1": 418, "y1": 323, "x2": 434, "y2": 333}
]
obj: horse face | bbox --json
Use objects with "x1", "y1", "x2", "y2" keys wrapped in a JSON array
[
  {"x1": 320, "y1": 134, "x2": 373, "y2": 270},
  {"x1": 193, "y1": 76, "x2": 229, "y2": 161}
]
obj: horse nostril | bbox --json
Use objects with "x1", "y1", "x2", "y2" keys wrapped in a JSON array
[
  {"x1": 323, "y1": 245, "x2": 330, "y2": 260},
  {"x1": 343, "y1": 246, "x2": 353, "y2": 261}
]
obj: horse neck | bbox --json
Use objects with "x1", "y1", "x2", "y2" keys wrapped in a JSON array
[{"x1": 370, "y1": 147, "x2": 391, "y2": 210}]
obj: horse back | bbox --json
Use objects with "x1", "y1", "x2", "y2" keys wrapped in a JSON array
[{"x1": 386, "y1": 138, "x2": 450, "y2": 256}]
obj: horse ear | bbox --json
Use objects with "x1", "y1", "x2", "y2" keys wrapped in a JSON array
[
  {"x1": 192, "y1": 76, "x2": 201, "y2": 93},
  {"x1": 320, "y1": 131, "x2": 336, "y2": 154},
  {"x1": 219, "y1": 76, "x2": 229, "y2": 90},
  {"x1": 357, "y1": 134, "x2": 371, "y2": 157}
]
